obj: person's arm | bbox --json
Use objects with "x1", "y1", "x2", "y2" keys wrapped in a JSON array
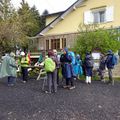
[
  {"x1": 9, "y1": 59, "x2": 18, "y2": 69},
  {"x1": 38, "y1": 54, "x2": 43, "y2": 63}
]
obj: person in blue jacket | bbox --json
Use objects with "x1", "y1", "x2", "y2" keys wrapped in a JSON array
[
  {"x1": 105, "y1": 50, "x2": 115, "y2": 84},
  {"x1": 60, "y1": 48, "x2": 75, "y2": 90},
  {"x1": 84, "y1": 52, "x2": 94, "y2": 84},
  {"x1": 73, "y1": 54, "x2": 83, "y2": 79}
]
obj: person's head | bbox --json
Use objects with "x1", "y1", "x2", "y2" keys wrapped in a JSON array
[
  {"x1": 76, "y1": 54, "x2": 80, "y2": 60},
  {"x1": 10, "y1": 52, "x2": 15, "y2": 58},
  {"x1": 63, "y1": 48, "x2": 68, "y2": 54},
  {"x1": 86, "y1": 52, "x2": 90, "y2": 56},
  {"x1": 20, "y1": 51, "x2": 25, "y2": 57},
  {"x1": 48, "y1": 50, "x2": 54, "y2": 57},
  {"x1": 45, "y1": 55, "x2": 48, "y2": 59},
  {"x1": 107, "y1": 50, "x2": 113, "y2": 55},
  {"x1": 53, "y1": 49, "x2": 57, "y2": 55}
]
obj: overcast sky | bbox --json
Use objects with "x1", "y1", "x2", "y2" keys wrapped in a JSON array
[{"x1": 11, "y1": 0, "x2": 77, "y2": 15}]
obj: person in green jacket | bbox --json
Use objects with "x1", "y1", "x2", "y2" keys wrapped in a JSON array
[
  {"x1": 8, "y1": 52, "x2": 18, "y2": 86},
  {"x1": 34, "y1": 53, "x2": 43, "y2": 66},
  {"x1": 20, "y1": 51, "x2": 29, "y2": 83},
  {"x1": 0, "y1": 52, "x2": 17, "y2": 86}
]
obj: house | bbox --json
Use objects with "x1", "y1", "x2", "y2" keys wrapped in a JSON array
[{"x1": 33, "y1": 0, "x2": 120, "y2": 51}]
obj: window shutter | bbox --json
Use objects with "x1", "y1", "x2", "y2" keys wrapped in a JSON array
[
  {"x1": 106, "y1": 6, "x2": 114, "y2": 22},
  {"x1": 84, "y1": 11, "x2": 93, "y2": 24}
]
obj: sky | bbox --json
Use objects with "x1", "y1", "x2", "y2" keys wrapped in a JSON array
[{"x1": 11, "y1": 0, "x2": 77, "y2": 15}]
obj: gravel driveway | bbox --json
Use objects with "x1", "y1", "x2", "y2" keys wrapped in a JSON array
[{"x1": 0, "y1": 78, "x2": 120, "y2": 120}]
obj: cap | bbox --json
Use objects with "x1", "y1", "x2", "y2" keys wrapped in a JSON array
[
  {"x1": 20, "y1": 51, "x2": 25, "y2": 56},
  {"x1": 53, "y1": 49, "x2": 57, "y2": 53}
]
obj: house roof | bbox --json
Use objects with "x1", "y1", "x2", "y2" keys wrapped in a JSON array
[
  {"x1": 37, "y1": 0, "x2": 85, "y2": 36},
  {"x1": 42, "y1": 11, "x2": 64, "y2": 17}
]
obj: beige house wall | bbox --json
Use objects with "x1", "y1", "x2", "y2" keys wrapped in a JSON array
[
  {"x1": 44, "y1": 0, "x2": 120, "y2": 35},
  {"x1": 46, "y1": 15, "x2": 59, "y2": 26},
  {"x1": 35, "y1": 0, "x2": 120, "y2": 77},
  {"x1": 37, "y1": 0, "x2": 120, "y2": 51}
]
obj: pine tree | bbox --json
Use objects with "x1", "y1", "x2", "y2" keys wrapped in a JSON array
[
  {"x1": 18, "y1": 0, "x2": 41, "y2": 37},
  {"x1": 0, "y1": 0, "x2": 13, "y2": 20}
]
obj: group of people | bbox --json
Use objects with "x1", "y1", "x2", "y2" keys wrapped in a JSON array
[
  {"x1": 0, "y1": 51, "x2": 30, "y2": 86},
  {"x1": 98, "y1": 50, "x2": 118, "y2": 84},
  {"x1": 38, "y1": 48, "x2": 118, "y2": 94},
  {"x1": 0, "y1": 48, "x2": 118, "y2": 93}
]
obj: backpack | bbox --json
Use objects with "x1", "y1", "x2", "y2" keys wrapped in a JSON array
[
  {"x1": 112, "y1": 55, "x2": 117, "y2": 65},
  {"x1": 44, "y1": 58, "x2": 56, "y2": 72}
]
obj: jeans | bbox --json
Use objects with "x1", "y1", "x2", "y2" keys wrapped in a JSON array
[
  {"x1": 108, "y1": 69, "x2": 113, "y2": 82},
  {"x1": 8, "y1": 76, "x2": 16, "y2": 85},
  {"x1": 57, "y1": 68, "x2": 60, "y2": 85},
  {"x1": 66, "y1": 78, "x2": 74, "y2": 86},
  {"x1": 47, "y1": 69, "x2": 57, "y2": 93},
  {"x1": 86, "y1": 68, "x2": 92, "y2": 76},
  {"x1": 21, "y1": 67, "x2": 28, "y2": 81},
  {"x1": 99, "y1": 69, "x2": 105, "y2": 80}
]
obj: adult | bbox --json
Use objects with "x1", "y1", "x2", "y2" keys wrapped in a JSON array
[
  {"x1": 60, "y1": 48, "x2": 75, "y2": 90},
  {"x1": 73, "y1": 54, "x2": 83, "y2": 79},
  {"x1": 84, "y1": 52, "x2": 94, "y2": 84},
  {"x1": 105, "y1": 50, "x2": 115, "y2": 84},
  {"x1": 20, "y1": 51, "x2": 29, "y2": 83},
  {"x1": 34, "y1": 53, "x2": 43, "y2": 66},
  {"x1": 44, "y1": 50, "x2": 58, "y2": 93},
  {"x1": 53, "y1": 49, "x2": 61, "y2": 85},
  {"x1": 98, "y1": 54, "x2": 106, "y2": 82},
  {"x1": 0, "y1": 52, "x2": 17, "y2": 86}
]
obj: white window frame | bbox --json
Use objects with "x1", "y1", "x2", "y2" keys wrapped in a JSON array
[
  {"x1": 84, "y1": 6, "x2": 114, "y2": 25},
  {"x1": 92, "y1": 9, "x2": 106, "y2": 23}
]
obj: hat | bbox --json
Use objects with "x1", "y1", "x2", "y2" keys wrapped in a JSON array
[
  {"x1": 107, "y1": 50, "x2": 113, "y2": 54},
  {"x1": 64, "y1": 48, "x2": 68, "y2": 53},
  {"x1": 20, "y1": 51, "x2": 25, "y2": 56},
  {"x1": 53, "y1": 49, "x2": 57, "y2": 53}
]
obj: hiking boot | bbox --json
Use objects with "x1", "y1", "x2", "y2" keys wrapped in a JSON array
[
  {"x1": 22, "y1": 81, "x2": 27, "y2": 83},
  {"x1": 63, "y1": 85, "x2": 70, "y2": 89},
  {"x1": 69, "y1": 86, "x2": 75, "y2": 90}
]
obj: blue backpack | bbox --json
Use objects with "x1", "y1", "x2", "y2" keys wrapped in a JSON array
[{"x1": 112, "y1": 55, "x2": 117, "y2": 65}]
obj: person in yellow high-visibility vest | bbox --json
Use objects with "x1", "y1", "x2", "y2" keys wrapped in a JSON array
[{"x1": 20, "y1": 51, "x2": 29, "y2": 83}]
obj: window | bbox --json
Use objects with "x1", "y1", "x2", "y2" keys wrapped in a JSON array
[
  {"x1": 84, "y1": 6, "x2": 114, "y2": 24},
  {"x1": 62, "y1": 38, "x2": 66, "y2": 48},
  {"x1": 46, "y1": 40, "x2": 49, "y2": 50},
  {"x1": 92, "y1": 10, "x2": 105, "y2": 23},
  {"x1": 51, "y1": 39, "x2": 60, "y2": 49}
]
